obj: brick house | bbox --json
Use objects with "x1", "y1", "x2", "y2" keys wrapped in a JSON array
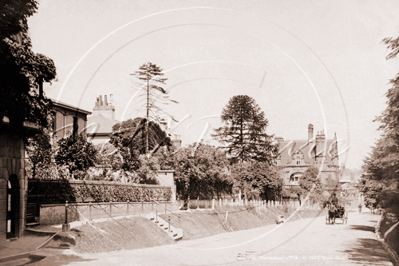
[{"x1": 277, "y1": 124, "x2": 340, "y2": 188}]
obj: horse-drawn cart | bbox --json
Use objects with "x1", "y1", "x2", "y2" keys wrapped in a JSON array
[
  {"x1": 323, "y1": 193, "x2": 348, "y2": 224},
  {"x1": 325, "y1": 204, "x2": 348, "y2": 224}
]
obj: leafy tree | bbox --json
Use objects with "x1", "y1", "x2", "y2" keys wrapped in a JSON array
[
  {"x1": 213, "y1": 95, "x2": 277, "y2": 163},
  {"x1": 55, "y1": 133, "x2": 97, "y2": 179},
  {"x1": 171, "y1": 144, "x2": 233, "y2": 206},
  {"x1": 299, "y1": 166, "x2": 326, "y2": 204},
  {"x1": 94, "y1": 142, "x2": 117, "y2": 166},
  {"x1": 135, "y1": 155, "x2": 160, "y2": 184},
  {"x1": 130, "y1": 62, "x2": 177, "y2": 154},
  {"x1": 25, "y1": 129, "x2": 52, "y2": 179},
  {"x1": 231, "y1": 161, "x2": 282, "y2": 201},
  {"x1": 110, "y1": 117, "x2": 172, "y2": 171},
  {"x1": 1, "y1": 0, "x2": 56, "y2": 134},
  {"x1": 359, "y1": 37, "x2": 399, "y2": 210}
]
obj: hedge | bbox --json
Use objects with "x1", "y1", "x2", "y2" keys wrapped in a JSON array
[{"x1": 28, "y1": 179, "x2": 172, "y2": 203}]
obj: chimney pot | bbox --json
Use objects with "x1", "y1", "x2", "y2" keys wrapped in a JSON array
[
  {"x1": 104, "y1": 95, "x2": 108, "y2": 106},
  {"x1": 99, "y1": 95, "x2": 103, "y2": 106},
  {"x1": 308, "y1": 123, "x2": 314, "y2": 141}
]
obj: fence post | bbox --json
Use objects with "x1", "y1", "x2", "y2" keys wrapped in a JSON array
[
  {"x1": 89, "y1": 202, "x2": 92, "y2": 222},
  {"x1": 65, "y1": 201, "x2": 68, "y2": 224},
  {"x1": 197, "y1": 197, "x2": 199, "y2": 210},
  {"x1": 142, "y1": 199, "x2": 144, "y2": 212},
  {"x1": 187, "y1": 197, "x2": 190, "y2": 210},
  {"x1": 109, "y1": 201, "x2": 112, "y2": 219},
  {"x1": 219, "y1": 198, "x2": 222, "y2": 207},
  {"x1": 168, "y1": 215, "x2": 171, "y2": 232},
  {"x1": 62, "y1": 201, "x2": 70, "y2": 232},
  {"x1": 152, "y1": 198, "x2": 154, "y2": 211},
  {"x1": 212, "y1": 199, "x2": 215, "y2": 210},
  {"x1": 127, "y1": 200, "x2": 129, "y2": 216}
]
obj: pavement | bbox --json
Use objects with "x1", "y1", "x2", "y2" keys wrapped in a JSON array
[{"x1": 0, "y1": 235, "x2": 53, "y2": 265}]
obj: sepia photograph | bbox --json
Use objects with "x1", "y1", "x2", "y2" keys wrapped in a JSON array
[{"x1": 1, "y1": 0, "x2": 399, "y2": 265}]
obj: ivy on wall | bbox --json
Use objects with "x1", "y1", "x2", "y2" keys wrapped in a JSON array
[{"x1": 28, "y1": 180, "x2": 171, "y2": 203}]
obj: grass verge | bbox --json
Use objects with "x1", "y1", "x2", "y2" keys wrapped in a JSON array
[
  {"x1": 160, "y1": 206, "x2": 323, "y2": 241},
  {"x1": 72, "y1": 216, "x2": 174, "y2": 253}
]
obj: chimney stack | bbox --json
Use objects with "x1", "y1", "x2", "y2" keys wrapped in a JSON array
[
  {"x1": 110, "y1": 94, "x2": 113, "y2": 105},
  {"x1": 92, "y1": 94, "x2": 116, "y2": 120},
  {"x1": 308, "y1": 123, "x2": 314, "y2": 141}
]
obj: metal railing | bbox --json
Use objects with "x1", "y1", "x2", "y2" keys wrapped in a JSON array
[{"x1": 152, "y1": 199, "x2": 181, "y2": 230}]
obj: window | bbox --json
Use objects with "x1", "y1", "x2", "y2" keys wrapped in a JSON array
[
  {"x1": 73, "y1": 117, "x2": 78, "y2": 137},
  {"x1": 295, "y1": 176, "x2": 298, "y2": 181}
]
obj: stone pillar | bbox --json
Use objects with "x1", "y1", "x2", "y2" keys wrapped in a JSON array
[{"x1": 0, "y1": 134, "x2": 26, "y2": 240}]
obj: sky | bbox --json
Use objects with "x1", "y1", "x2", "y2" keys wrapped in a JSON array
[{"x1": 27, "y1": 0, "x2": 399, "y2": 169}]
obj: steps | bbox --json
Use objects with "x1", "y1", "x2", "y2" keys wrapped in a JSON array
[{"x1": 142, "y1": 213, "x2": 183, "y2": 241}]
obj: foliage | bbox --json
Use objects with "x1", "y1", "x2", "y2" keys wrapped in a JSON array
[
  {"x1": 213, "y1": 95, "x2": 277, "y2": 163},
  {"x1": 110, "y1": 117, "x2": 171, "y2": 171},
  {"x1": 25, "y1": 129, "x2": 52, "y2": 178},
  {"x1": 135, "y1": 155, "x2": 160, "y2": 184},
  {"x1": 131, "y1": 62, "x2": 178, "y2": 153},
  {"x1": 282, "y1": 167, "x2": 343, "y2": 206},
  {"x1": 230, "y1": 160, "x2": 283, "y2": 201},
  {"x1": 0, "y1": 0, "x2": 56, "y2": 134},
  {"x1": 170, "y1": 144, "x2": 233, "y2": 203},
  {"x1": 55, "y1": 133, "x2": 97, "y2": 179},
  {"x1": 28, "y1": 179, "x2": 171, "y2": 203},
  {"x1": 94, "y1": 142, "x2": 118, "y2": 167},
  {"x1": 359, "y1": 36, "x2": 399, "y2": 209}
]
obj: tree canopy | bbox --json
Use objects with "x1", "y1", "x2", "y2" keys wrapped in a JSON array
[
  {"x1": 110, "y1": 117, "x2": 172, "y2": 171},
  {"x1": 230, "y1": 161, "x2": 282, "y2": 201},
  {"x1": 1, "y1": 0, "x2": 56, "y2": 134},
  {"x1": 55, "y1": 133, "x2": 97, "y2": 179},
  {"x1": 360, "y1": 36, "x2": 399, "y2": 210},
  {"x1": 213, "y1": 95, "x2": 277, "y2": 163},
  {"x1": 170, "y1": 144, "x2": 233, "y2": 203}
]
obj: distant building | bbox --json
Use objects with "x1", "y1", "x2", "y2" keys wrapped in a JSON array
[
  {"x1": 51, "y1": 100, "x2": 92, "y2": 140},
  {"x1": 87, "y1": 95, "x2": 119, "y2": 145},
  {"x1": 277, "y1": 124, "x2": 340, "y2": 188},
  {"x1": 171, "y1": 134, "x2": 182, "y2": 150}
]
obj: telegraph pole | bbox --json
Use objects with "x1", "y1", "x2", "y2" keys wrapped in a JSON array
[{"x1": 146, "y1": 77, "x2": 149, "y2": 155}]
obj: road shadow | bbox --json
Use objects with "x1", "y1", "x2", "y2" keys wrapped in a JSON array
[
  {"x1": 342, "y1": 238, "x2": 392, "y2": 265},
  {"x1": 347, "y1": 225, "x2": 375, "y2": 233}
]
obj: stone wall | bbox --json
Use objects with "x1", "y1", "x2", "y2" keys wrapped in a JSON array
[{"x1": 0, "y1": 134, "x2": 26, "y2": 240}]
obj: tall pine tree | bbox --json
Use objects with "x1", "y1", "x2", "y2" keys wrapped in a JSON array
[
  {"x1": 213, "y1": 95, "x2": 277, "y2": 163},
  {"x1": 130, "y1": 62, "x2": 177, "y2": 154}
]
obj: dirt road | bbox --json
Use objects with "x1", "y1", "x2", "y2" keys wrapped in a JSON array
[{"x1": 35, "y1": 210, "x2": 394, "y2": 266}]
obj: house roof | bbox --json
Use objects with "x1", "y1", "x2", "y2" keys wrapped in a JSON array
[
  {"x1": 87, "y1": 114, "x2": 119, "y2": 135},
  {"x1": 50, "y1": 99, "x2": 92, "y2": 115},
  {"x1": 277, "y1": 136, "x2": 338, "y2": 166}
]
